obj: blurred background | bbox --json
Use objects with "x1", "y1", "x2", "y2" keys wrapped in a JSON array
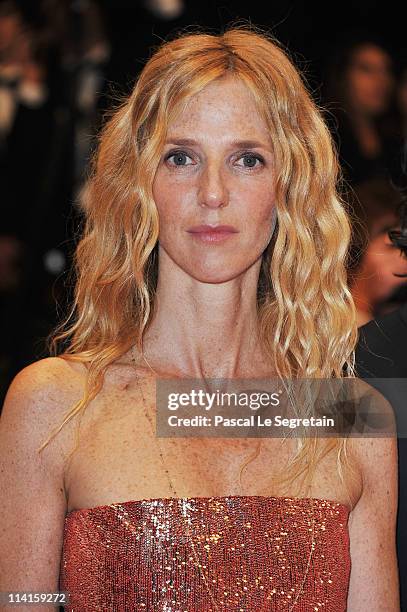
[{"x1": 1, "y1": 0, "x2": 407, "y2": 402}]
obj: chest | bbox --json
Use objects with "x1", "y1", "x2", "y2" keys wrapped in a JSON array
[{"x1": 63, "y1": 377, "x2": 362, "y2": 512}]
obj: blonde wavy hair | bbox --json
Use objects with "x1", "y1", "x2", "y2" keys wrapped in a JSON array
[{"x1": 39, "y1": 24, "x2": 359, "y2": 505}]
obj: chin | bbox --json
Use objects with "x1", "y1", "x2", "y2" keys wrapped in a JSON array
[{"x1": 182, "y1": 263, "x2": 247, "y2": 284}]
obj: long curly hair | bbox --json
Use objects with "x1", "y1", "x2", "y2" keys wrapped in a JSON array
[{"x1": 39, "y1": 24, "x2": 359, "y2": 504}]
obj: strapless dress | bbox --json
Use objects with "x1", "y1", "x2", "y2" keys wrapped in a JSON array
[{"x1": 59, "y1": 495, "x2": 351, "y2": 611}]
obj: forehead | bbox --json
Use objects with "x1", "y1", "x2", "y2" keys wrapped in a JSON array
[
  {"x1": 167, "y1": 77, "x2": 270, "y2": 141},
  {"x1": 352, "y1": 45, "x2": 391, "y2": 67}
]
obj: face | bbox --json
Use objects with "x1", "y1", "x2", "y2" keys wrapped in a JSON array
[
  {"x1": 0, "y1": 13, "x2": 22, "y2": 51},
  {"x1": 152, "y1": 77, "x2": 276, "y2": 284},
  {"x1": 362, "y1": 217, "x2": 407, "y2": 304},
  {"x1": 346, "y1": 45, "x2": 394, "y2": 116}
]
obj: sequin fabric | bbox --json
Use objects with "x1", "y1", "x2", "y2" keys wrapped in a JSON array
[{"x1": 60, "y1": 495, "x2": 350, "y2": 611}]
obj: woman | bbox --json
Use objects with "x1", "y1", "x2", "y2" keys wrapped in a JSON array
[
  {"x1": 324, "y1": 37, "x2": 400, "y2": 187},
  {"x1": 0, "y1": 26, "x2": 399, "y2": 611},
  {"x1": 347, "y1": 178, "x2": 407, "y2": 326},
  {"x1": 356, "y1": 192, "x2": 407, "y2": 610}
]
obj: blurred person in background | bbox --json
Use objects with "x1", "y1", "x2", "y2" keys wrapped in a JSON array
[
  {"x1": 355, "y1": 193, "x2": 407, "y2": 374},
  {"x1": 0, "y1": 0, "x2": 51, "y2": 240},
  {"x1": 0, "y1": 0, "x2": 59, "y2": 399},
  {"x1": 324, "y1": 36, "x2": 402, "y2": 187},
  {"x1": 350, "y1": 214, "x2": 407, "y2": 326},
  {"x1": 347, "y1": 178, "x2": 407, "y2": 326},
  {"x1": 0, "y1": 0, "x2": 110, "y2": 405},
  {"x1": 355, "y1": 190, "x2": 407, "y2": 610},
  {"x1": 0, "y1": 0, "x2": 110, "y2": 254},
  {"x1": 39, "y1": 0, "x2": 111, "y2": 194}
]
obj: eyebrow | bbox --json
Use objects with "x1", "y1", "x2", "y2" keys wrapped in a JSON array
[{"x1": 164, "y1": 137, "x2": 269, "y2": 149}]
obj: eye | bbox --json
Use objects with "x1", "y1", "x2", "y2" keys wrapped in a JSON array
[
  {"x1": 236, "y1": 152, "x2": 264, "y2": 169},
  {"x1": 165, "y1": 150, "x2": 194, "y2": 167}
]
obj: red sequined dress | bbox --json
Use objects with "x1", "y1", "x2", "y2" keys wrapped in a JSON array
[{"x1": 59, "y1": 495, "x2": 351, "y2": 611}]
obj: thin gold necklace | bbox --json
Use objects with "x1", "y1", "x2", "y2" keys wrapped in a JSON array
[
  {"x1": 132, "y1": 351, "x2": 221, "y2": 611},
  {"x1": 130, "y1": 348, "x2": 316, "y2": 611}
]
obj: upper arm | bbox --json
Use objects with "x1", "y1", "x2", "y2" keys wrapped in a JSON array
[
  {"x1": 0, "y1": 358, "x2": 79, "y2": 611},
  {"x1": 347, "y1": 390, "x2": 399, "y2": 610}
]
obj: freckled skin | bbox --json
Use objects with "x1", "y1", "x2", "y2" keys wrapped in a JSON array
[{"x1": 152, "y1": 76, "x2": 277, "y2": 284}]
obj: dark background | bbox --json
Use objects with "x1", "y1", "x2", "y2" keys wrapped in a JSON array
[{"x1": 1, "y1": 0, "x2": 406, "y2": 402}]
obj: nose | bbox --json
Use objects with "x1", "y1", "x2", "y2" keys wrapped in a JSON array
[{"x1": 197, "y1": 161, "x2": 229, "y2": 209}]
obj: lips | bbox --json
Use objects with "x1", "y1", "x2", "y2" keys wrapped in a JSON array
[
  {"x1": 187, "y1": 225, "x2": 238, "y2": 233},
  {"x1": 186, "y1": 224, "x2": 239, "y2": 244}
]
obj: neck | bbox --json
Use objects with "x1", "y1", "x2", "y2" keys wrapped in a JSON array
[{"x1": 137, "y1": 251, "x2": 271, "y2": 379}]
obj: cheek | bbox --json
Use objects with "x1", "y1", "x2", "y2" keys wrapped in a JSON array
[
  {"x1": 356, "y1": 75, "x2": 371, "y2": 97},
  {"x1": 239, "y1": 179, "x2": 275, "y2": 212},
  {"x1": 366, "y1": 248, "x2": 405, "y2": 281},
  {"x1": 153, "y1": 174, "x2": 189, "y2": 228},
  {"x1": 242, "y1": 199, "x2": 276, "y2": 253},
  {"x1": 347, "y1": 72, "x2": 359, "y2": 95},
  {"x1": 349, "y1": 72, "x2": 370, "y2": 100},
  {"x1": 242, "y1": 185, "x2": 275, "y2": 227}
]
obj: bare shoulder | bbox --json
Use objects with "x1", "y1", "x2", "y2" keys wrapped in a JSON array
[
  {"x1": 5, "y1": 354, "x2": 86, "y2": 392},
  {"x1": 1, "y1": 356, "x2": 88, "y2": 459},
  {"x1": 0, "y1": 357, "x2": 90, "y2": 595},
  {"x1": 3, "y1": 356, "x2": 87, "y2": 408}
]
